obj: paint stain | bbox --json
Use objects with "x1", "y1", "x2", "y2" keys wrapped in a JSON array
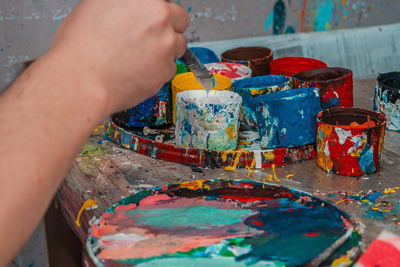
[{"x1": 75, "y1": 199, "x2": 97, "y2": 227}]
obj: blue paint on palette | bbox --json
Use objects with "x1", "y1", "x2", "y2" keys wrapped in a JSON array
[
  {"x1": 232, "y1": 75, "x2": 291, "y2": 131},
  {"x1": 254, "y1": 86, "x2": 321, "y2": 148}
]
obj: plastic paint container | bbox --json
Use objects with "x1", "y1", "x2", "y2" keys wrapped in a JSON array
[
  {"x1": 292, "y1": 67, "x2": 353, "y2": 109},
  {"x1": 270, "y1": 57, "x2": 327, "y2": 77},
  {"x1": 232, "y1": 75, "x2": 291, "y2": 131},
  {"x1": 374, "y1": 72, "x2": 400, "y2": 131},
  {"x1": 205, "y1": 62, "x2": 252, "y2": 81},
  {"x1": 171, "y1": 72, "x2": 232, "y2": 124},
  {"x1": 190, "y1": 46, "x2": 220, "y2": 64},
  {"x1": 254, "y1": 86, "x2": 321, "y2": 149},
  {"x1": 316, "y1": 107, "x2": 386, "y2": 176},
  {"x1": 221, "y1": 46, "x2": 273, "y2": 76},
  {"x1": 112, "y1": 82, "x2": 171, "y2": 128},
  {"x1": 176, "y1": 60, "x2": 189, "y2": 75},
  {"x1": 175, "y1": 90, "x2": 242, "y2": 151}
]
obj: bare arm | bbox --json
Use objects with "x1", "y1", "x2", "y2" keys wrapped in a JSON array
[{"x1": 0, "y1": 0, "x2": 188, "y2": 264}]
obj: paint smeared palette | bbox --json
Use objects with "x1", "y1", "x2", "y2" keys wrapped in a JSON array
[
  {"x1": 105, "y1": 120, "x2": 315, "y2": 169},
  {"x1": 87, "y1": 179, "x2": 361, "y2": 267}
]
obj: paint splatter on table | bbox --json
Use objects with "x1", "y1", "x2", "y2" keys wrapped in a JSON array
[{"x1": 57, "y1": 78, "x2": 400, "y2": 265}]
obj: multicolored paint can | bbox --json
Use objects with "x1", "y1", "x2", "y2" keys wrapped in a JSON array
[
  {"x1": 87, "y1": 179, "x2": 362, "y2": 267},
  {"x1": 255, "y1": 86, "x2": 321, "y2": 148},
  {"x1": 221, "y1": 46, "x2": 273, "y2": 76},
  {"x1": 317, "y1": 107, "x2": 386, "y2": 176},
  {"x1": 270, "y1": 57, "x2": 327, "y2": 77},
  {"x1": 374, "y1": 72, "x2": 400, "y2": 131},
  {"x1": 292, "y1": 67, "x2": 354, "y2": 109},
  {"x1": 175, "y1": 90, "x2": 242, "y2": 151},
  {"x1": 171, "y1": 72, "x2": 232, "y2": 124},
  {"x1": 111, "y1": 82, "x2": 171, "y2": 128},
  {"x1": 232, "y1": 75, "x2": 291, "y2": 131},
  {"x1": 205, "y1": 62, "x2": 252, "y2": 81}
]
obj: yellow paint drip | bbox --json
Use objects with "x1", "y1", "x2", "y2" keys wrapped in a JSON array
[
  {"x1": 75, "y1": 199, "x2": 97, "y2": 227},
  {"x1": 225, "y1": 151, "x2": 244, "y2": 171},
  {"x1": 272, "y1": 164, "x2": 280, "y2": 181},
  {"x1": 180, "y1": 180, "x2": 209, "y2": 190},
  {"x1": 246, "y1": 156, "x2": 256, "y2": 177},
  {"x1": 225, "y1": 124, "x2": 237, "y2": 139},
  {"x1": 286, "y1": 174, "x2": 294, "y2": 179},
  {"x1": 384, "y1": 187, "x2": 400, "y2": 194}
]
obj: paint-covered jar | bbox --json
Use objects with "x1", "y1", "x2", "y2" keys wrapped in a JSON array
[
  {"x1": 254, "y1": 86, "x2": 321, "y2": 148},
  {"x1": 292, "y1": 67, "x2": 354, "y2": 109},
  {"x1": 317, "y1": 107, "x2": 386, "y2": 176},
  {"x1": 171, "y1": 72, "x2": 232, "y2": 124},
  {"x1": 221, "y1": 46, "x2": 273, "y2": 76},
  {"x1": 205, "y1": 62, "x2": 252, "y2": 81},
  {"x1": 374, "y1": 72, "x2": 400, "y2": 131},
  {"x1": 111, "y1": 82, "x2": 171, "y2": 128},
  {"x1": 175, "y1": 90, "x2": 242, "y2": 151},
  {"x1": 232, "y1": 75, "x2": 291, "y2": 131},
  {"x1": 270, "y1": 57, "x2": 327, "y2": 77}
]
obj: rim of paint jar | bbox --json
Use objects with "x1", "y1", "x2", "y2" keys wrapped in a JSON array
[
  {"x1": 377, "y1": 71, "x2": 400, "y2": 91},
  {"x1": 221, "y1": 46, "x2": 273, "y2": 63},
  {"x1": 190, "y1": 46, "x2": 220, "y2": 63},
  {"x1": 293, "y1": 67, "x2": 352, "y2": 84},
  {"x1": 176, "y1": 60, "x2": 189, "y2": 75},
  {"x1": 232, "y1": 75, "x2": 290, "y2": 91},
  {"x1": 171, "y1": 72, "x2": 232, "y2": 123},
  {"x1": 205, "y1": 62, "x2": 252, "y2": 81},
  {"x1": 270, "y1": 57, "x2": 327, "y2": 76},
  {"x1": 177, "y1": 90, "x2": 242, "y2": 106},
  {"x1": 253, "y1": 86, "x2": 319, "y2": 102},
  {"x1": 317, "y1": 107, "x2": 386, "y2": 130}
]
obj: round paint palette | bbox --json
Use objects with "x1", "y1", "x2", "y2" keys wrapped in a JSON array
[{"x1": 87, "y1": 180, "x2": 361, "y2": 267}]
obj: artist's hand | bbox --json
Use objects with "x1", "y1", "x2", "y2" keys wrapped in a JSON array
[{"x1": 46, "y1": 0, "x2": 189, "y2": 114}]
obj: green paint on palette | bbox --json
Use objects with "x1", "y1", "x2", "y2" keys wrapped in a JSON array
[{"x1": 126, "y1": 205, "x2": 253, "y2": 229}]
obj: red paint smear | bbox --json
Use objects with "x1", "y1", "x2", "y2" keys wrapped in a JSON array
[
  {"x1": 358, "y1": 239, "x2": 400, "y2": 267},
  {"x1": 252, "y1": 221, "x2": 264, "y2": 226},
  {"x1": 301, "y1": 0, "x2": 307, "y2": 32},
  {"x1": 303, "y1": 233, "x2": 320, "y2": 237},
  {"x1": 221, "y1": 196, "x2": 274, "y2": 203},
  {"x1": 229, "y1": 182, "x2": 255, "y2": 189}
]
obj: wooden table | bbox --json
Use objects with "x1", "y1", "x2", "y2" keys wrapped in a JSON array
[{"x1": 57, "y1": 78, "x2": 400, "y2": 262}]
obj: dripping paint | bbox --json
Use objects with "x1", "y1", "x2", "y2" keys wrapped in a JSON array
[
  {"x1": 255, "y1": 86, "x2": 321, "y2": 148},
  {"x1": 175, "y1": 90, "x2": 242, "y2": 151},
  {"x1": 292, "y1": 67, "x2": 354, "y2": 109},
  {"x1": 316, "y1": 107, "x2": 386, "y2": 176},
  {"x1": 232, "y1": 75, "x2": 291, "y2": 131},
  {"x1": 87, "y1": 179, "x2": 361, "y2": 267},
  {"x1": 171, "y1": 72, "x2": 232, "y2": 124},
  {"x1": 373, "y1": 72, "x2": 400, "y2": 131}
]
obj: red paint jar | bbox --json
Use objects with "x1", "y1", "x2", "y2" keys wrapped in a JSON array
[
  {"x1": 221, "y1": 47, "x2": 273, "y2": 76},
  {"x1": 270, "y1": 57, "x2": 327, "y2": 77},
  {"x1": 316, "y1": 107, "x2": 386, "y2": 176},
  {"x1": 292, "y1": 67, "x2": 354, "y2": 109}
]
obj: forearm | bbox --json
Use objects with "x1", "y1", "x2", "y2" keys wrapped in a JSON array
[{"x1": 0, "y1": 52, "x2": 108, "y2": 265}]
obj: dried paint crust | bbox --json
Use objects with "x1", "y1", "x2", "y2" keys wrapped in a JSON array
[
  {"x1": 269, "y1": 57, "x2": 327, "y2": 77},
  {"x1": 316, "y1": 108, "x2": 386, "y2": 176},
  {"x1": 292, "y1": 67, "x2": 354, "y2": 109},
  {"x1": 105, "y1": 120, "x2": 316, "y2": 169},
  {"x1": 373, "y1": 72, "x2": 400, "y2": 131},
  {"x1": 87, "y1": 179, "x2": 361, "y2": 267}
]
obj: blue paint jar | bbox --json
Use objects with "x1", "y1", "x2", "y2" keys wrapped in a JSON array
[
  {"x1": 254, "y1": 86, "x2": 321, "y2": 148},
  {"x1": 190, "y1": 47, "x2": 220, "y2": 64},
  {"x1": 111, "y1": 82, "x2": 171, "y2": 128},
  {"x1": 232, "y1": 75, "x2": 291, "y2": 131}
]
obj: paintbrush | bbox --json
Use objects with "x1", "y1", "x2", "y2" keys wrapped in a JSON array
[
  {"x1": 304, "y1": 226, "x2": 354, "y2": 267},
  {"x1": 179, "y1": 48, "x2": 216, "y2": 94}
]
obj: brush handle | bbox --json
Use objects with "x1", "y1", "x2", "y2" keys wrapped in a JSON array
[{"x1": 179, "y1": 48, "x2": 215, "y2": 92}]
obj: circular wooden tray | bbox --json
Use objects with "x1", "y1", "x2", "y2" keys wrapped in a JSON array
[{"x1": 105, "y1": 120, "x2": 316, "y2": 169}]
